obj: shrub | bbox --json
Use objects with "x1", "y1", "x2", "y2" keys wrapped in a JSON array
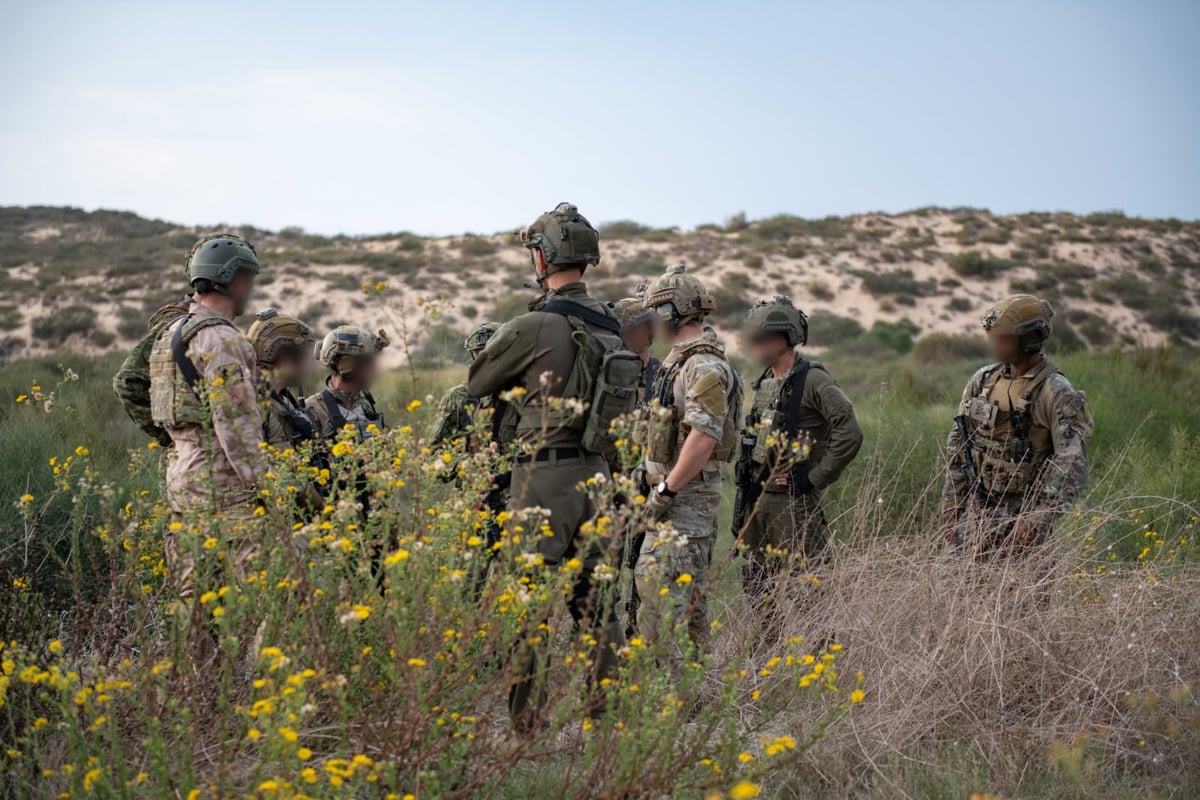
[
  {"x1": 490, "y1": 291, "x2": 537, "y2": 324},
  {"x1": 812, "y1": 313, "x2": 864, "y2": 347},
  {"x1": 947, "y1": 296, "x2": 973, "y2": 313},
  {"x1": 743, "y1": 253, "x2": 763, "y2": 270},
  {"x1": 912, "y1": 333, "x2": 990, "y2": 362},
  {"x1": 724, "y1": 211, "x2": 749, "y2": 232},
  {"x1": 1070, "y1": 309, "x2": 1114, "y2": 347},
  {"x1": 458, "y1": 236, "x2": 498, "y2": 257},
  {"x1": 30, "y1": 305, "x2": 96, "y2": 346},
  {"x1": 783, "y1": 243, "x2": 807, "y2": 259},
  {"x1": 863, "y1": 319, "x2": 920, "y2": 353},
  {"x1": 1145, "y1": 305, "x2": 1200, "y2": 340},
  {"x1": 808, "y1": 281, "x2": 834, "y2": 302},
  {"x1": 951, "y1": 250, "x2": 1013, "y2": 279},
  {"x1": 852, "y1": 269, "x2": 936, "y2": 298},
  {"x1": 599, "y1": 220, "x2": 652, "y2": 238}
]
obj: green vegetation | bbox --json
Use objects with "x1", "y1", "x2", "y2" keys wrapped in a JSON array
[{"x1": 950, "y1": 249, "x2": 1014, "y2": 279}]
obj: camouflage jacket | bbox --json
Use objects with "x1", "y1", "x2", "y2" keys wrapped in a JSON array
[
  {"x1": 749, "y1": 358, "x2": 863, "y2": 493},
  {"x1": 112, "y1": 298, "x2": 192, "y2": 446},
  {"x1": 264, "y1": 387, "x2": 317, "y2": 450},
  {"x1": 157, "y1": 305, "x2": 268, "y2": 514},
  {"x1": 942, "y1": 357, "x2": 1093, "y2": 525},
  {"x1": 645, "y1": 328, "x2": 737, "y2": 478},
  {"x1": 305, "y1": 380, "x2": 385, "y2": 440},
  {"x1": 430, "y1": 383, "x2": 479, "y2": 447}
]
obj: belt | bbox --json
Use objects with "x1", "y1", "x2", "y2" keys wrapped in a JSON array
[{"x1": 515, "y1": 447, "x2": 582, "y2": 464}]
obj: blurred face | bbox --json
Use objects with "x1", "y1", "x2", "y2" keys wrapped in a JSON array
[
  {"x1": 228, "y1": 270, "x2": 256, "y2": 318},
  {"x1": 622, "y1": 321, "x2": 653, "y2": 354},
  {"x1": 652, "y1": 304, "x2": 677, "y2": 340},
  {"x1": 354, "y1": 357, "x2": 381, "y2": 388},
  {"x1": 745, "y1": 330, "x2": 790, "y2": 368},
  {"x1": 272, "y1": 347, "x2": 309, "y2": 388},
  {"x1": 988, "y1": 333, "x2": 1020, "y2": 364}
]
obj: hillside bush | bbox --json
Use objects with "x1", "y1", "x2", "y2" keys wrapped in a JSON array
[
  {"x1": 911, "y1": 332, "x2": 990, "y2": 362},
  {"x1": 30, "y1": 306, "x2": 96, "y2": 346},
  {"x1": 851, "y1": 269, "x2": 936, "y2": 298},
  {"x1": 863, "y1": 319, "x2": 920, "y2": 353},
  {"x1": 812, "y1": 314, "x2": 864, "y2": 347},
  {"x1": 950, "y1": 250, "x2": 1013, "y2": 279}
]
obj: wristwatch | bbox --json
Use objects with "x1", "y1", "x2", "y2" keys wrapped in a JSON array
[{"x1": 655, "y1": 480, "x2": 677, "y2": 499}]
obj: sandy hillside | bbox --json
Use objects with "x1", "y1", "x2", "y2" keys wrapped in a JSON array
[{"x1": 1, "y1": 206, "x2": 1197, "y2": 367}]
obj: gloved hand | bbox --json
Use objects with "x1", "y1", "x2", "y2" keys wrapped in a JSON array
[{"x1": 643, "y1": 488, "x2": 673, "y2": 522}]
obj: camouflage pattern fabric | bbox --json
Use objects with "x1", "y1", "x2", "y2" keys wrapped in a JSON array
[
  {"x1": 429, "y1": 383, "x2": 477, "y2": 446},
  {"x1": 305, "y1": 382, "x2": 383, "y2": 439},
  {"x1": 263, "y1": 388, "x2": 314, "y2": 449},
  {"x1": 157, "y1": 305, "x2": 268, "y2": 514},
  {"x1": 112, "y1": 300, "x2": 190, "y2": 446},
  {"x1": 943, "y1": 357, "x2": 1094, "y2": 542}
]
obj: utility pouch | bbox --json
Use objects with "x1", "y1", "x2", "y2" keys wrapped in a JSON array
[
  {"x1": 646, "y1": 404, "x2": 678, "y2": 464},
  {"x1": 965, "y1": 397, "x2": 998, "y2": 428},
  {"x1": 980, "y1": 454, "x2": 1034, "y2": 496},
  {"x1": 751, "y1": 410, "x2": 778, "y2": 465}
]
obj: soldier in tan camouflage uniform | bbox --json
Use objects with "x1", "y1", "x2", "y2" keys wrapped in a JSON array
[
  {"x1": 942, "y1": 294, "x2": 1094, "y2": 555},
  {"x1": 149, "y1": 234, "x2": 268, "y2": 597},
  {"x1": 246, "y1": 308, "x2": 317, "y2": 449},
  {"x1": 306, "y1": 326, "x2": 389, "y2": 440},
  {"x1": 735, "y1": 297, "x2": 863, "y2": 627},
  {"x1": 635, "y1": 264, "x2": 742, "y2": 653}
]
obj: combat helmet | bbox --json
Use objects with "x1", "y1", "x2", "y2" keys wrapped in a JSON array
[
  {"x1": 316, "y1": 325, "x2": 391, "y2": 376},
  {"x1": 519, "y1": 202, "x2": 601, "y2": 282},
  {"x1": 464, "y1": 322, "x2": 501, "y2": 355},
  {"x1": 611, "y1": 297, "x2": 654, "y2": 332},
  {"x1": 185, "y1": 234, "x2": 260, "y2": 288},
  {"x1": 981, "y1": 294, "x2": 1055, "y2": 354},
  {"x1": 744, "y1": 295, "x2": 809, "y2": 346},
  {"x1": 643, "y1": 264, "x2": 715, "y2": 324},
  {"x1": 247, "y1": 308, "x2": 315, "y2": 366}
]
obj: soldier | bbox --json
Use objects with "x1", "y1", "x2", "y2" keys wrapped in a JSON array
[
  {"x1": 430, "y1": 322, "x2": 503, "y2": 447},
  {"x1": 246, "y1": 308, "x2": 317, "y2": 450},
  {"x1": 307, "y1": 326, "x2": 389, "y2": 440},
  {"x1": 466, "y1": 202, "x2": 624, "y2": 733},
  {"x1": 113, "y1": 294, "x2": 194, "y2": 447},
  {"x1": 635, "y1": 264, "x2": 741, "y2": 655},
  {"x1": 734, "y1": 297, "x2": 863, "y2": 626},
  {"x1": 942, "y1": 294, "x2": 1094, "y2": 555},
  {"x1": 610, "y1": 297, "x2": 660, "y2": 402},
  {"x1": 148, "y1": 233, "x2": 267, "y2": 596}
]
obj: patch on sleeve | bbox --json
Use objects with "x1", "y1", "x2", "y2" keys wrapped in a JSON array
[{"x1": 689, "y1": 370, "x2": 729, "y2": 417}]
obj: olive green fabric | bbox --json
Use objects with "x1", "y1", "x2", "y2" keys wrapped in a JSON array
[
  {"x1": 112, "y1": 298, "x2": 191, "y2": 446},
  {"x1": 185, "y1": 234, "x2": 260, "y2": 287},
  {"x1": 467, "y1": 282, "x2": 611, "y2": 449},
  {"x1": 304, "y1": 380, "x2": 385, "y2": 440},
  {"x1": 519, "y1": 202, "x2": 601, "y2": 270},
  {"x1": 263, "y1": 388, "x2": 316, "y2": 449},
  {"x1": 744, "y1": 295, "x2": 809, "y2": 346}
]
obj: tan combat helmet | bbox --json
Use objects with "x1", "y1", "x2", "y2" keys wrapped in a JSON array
[
  {"x1": 744, "y1": 295, "x2": 809, "y2": 346},
  {"x1": 247, "y1": 308, "x2": 315, "y2": 366},
  {"x1": 981, "y1": 294, "x2": 1055, "y2": 354},
  {"x1": 642, "y1": 264, "x2": 715, "y2": 324},
  {"x1": 611, "y1": 297, "x2": 654, "y2": 332},
  {"x1": 316, "y1": 325, "x2": 391, "y2": 376},
  {"x1": 464, "y1": 322, "x2": 501, "y2": 356}
]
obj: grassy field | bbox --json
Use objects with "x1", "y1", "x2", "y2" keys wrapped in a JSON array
[{"x1": 1, "y1": 340, "x2": 1198, "y2": 798}]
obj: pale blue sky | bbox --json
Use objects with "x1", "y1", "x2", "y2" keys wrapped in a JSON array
[{"x1": 1, "y1": 1, "x2": 1197, "y2": 235}]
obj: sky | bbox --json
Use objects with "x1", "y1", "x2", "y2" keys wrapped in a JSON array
[{"x1": 1, "y1": 0, "x2": 1198, "y2": 236}]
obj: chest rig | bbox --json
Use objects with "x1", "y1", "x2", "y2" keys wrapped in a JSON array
[
  {"x1": 149, "y1": 313, "x2": 239, "y2": 428},
  {"x1": 746, "y1": 360, "x2": 812, "y2": 470},
  {"x1": 644, "y1": 338, "x2": 740, "y2": 464},
  {"x1": 961, "y1": 359, "x2": 1058, "y2": 496}
]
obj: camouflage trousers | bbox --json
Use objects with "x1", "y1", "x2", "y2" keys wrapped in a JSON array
[
  {"x1": 165, "y1": 504, "x2": 266, "y2": 600},
  {"x1": 634, "y1": 476, "x2": 721, "y2": 654},
  {"x1": 950, "y1": 494, "x2": 1050, "y2": 559}
]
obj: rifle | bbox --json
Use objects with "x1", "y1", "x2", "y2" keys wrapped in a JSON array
[
  {"x1": 730, "y1": 422, "x2": 762, "y2": 548},
  {"x1": 623, "y1": 468, "x2": 651, "y2": 637},
  {"x1": 954, "y1": 414, "x2": 987, "y2": 504}
]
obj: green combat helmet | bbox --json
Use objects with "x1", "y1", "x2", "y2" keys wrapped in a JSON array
[
  {"x1": 464, "y1": 322, "x2": 501, "y2": 356},
  {"x1": 643, "y1": 264, "x2": 715, "y2": 324},
  {"x1": 247, "y1": 308, "x2": 315, "y2": 366},
  {"x1": 316, "y1": 326, "x2": 391, "y2": 376},
  {"x1": 981, "y1": 294, "x2": 1055, "y2": 354},
  {"x1": 518, "y1": 202, "x2": 601, "y2": 282},
  {"x1": 611, "y1": 297, "x2": 654, "y2": 332},
  {"x1": 744, "y1": 295, "x2": 809, "y2": 346},
  {"x1": 185, "y1": 234, "x2": 260, "y2": 287}
]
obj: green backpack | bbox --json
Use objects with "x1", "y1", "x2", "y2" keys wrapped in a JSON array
[
  {"x1": 112, "y1": 300, "x2": 191, "y2": 446},
  {"x1": 539, "y1": 300, "x2": 642, "y2": 455}
]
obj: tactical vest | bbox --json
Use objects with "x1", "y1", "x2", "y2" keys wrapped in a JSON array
[
  {"x1": 149, "y1": 313, "x2": 238, "y2": 428},
  {"x1": 746, "y1": 360, "x2": 812, "y2": 470},
  {"x1": 319, "y1": 389, "x2": 385, "y2": 440},
  {"x1": 961, "y1": 359, "x2": 1059, "y2": 497},
  {"x1": 515, "y1": 300, "x2": 641, "y2": 455},
  {"x1": 645, "y1": 338, "x2": 742, "y2": 464},
  {"x1": 270, "y1": 389, "x2": 318, "y2": 448}
]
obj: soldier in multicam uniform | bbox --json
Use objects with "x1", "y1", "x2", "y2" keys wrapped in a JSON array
[
  {"x1": 466, "y1": 202, "x2": 625, "y2": 733},
  {"x1": 430, "y1": 322, "x2": 503, "y2": 447},
  {"x1": 148, "y1": 234, "x2": 268, "y2": 597},
  {"x1": 246, "y1": 308, "x2": 318, "y2": 449},
  {"x1": 306, "y1": 326, "x2": 389, "y2": 440},
  {"x1": 942, "y1": 294, "x2": 1094, "y2": 555},
  {"x1": 635, "y1": 264, "x2": 742, "y2": 654},
  {"x1": 734, "y1": 297, "x2": 862, "y2": 627}
]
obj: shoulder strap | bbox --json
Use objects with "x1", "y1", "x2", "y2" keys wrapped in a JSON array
[
  {"x1": 321, "y1": 389, "x2": 347, "y2": 432},
  {"x1": 538, "y1": 299, "x2": 621, "y2": 335},
  {"x1": 363, "y1": 390, "x2": 382, "y2": 421},
  {"x1": 782, "y1": 360, "x2": 812, "y2": 437},
  {"x1": 170, "y1": 317, "x2": 203, "y2": 390}
]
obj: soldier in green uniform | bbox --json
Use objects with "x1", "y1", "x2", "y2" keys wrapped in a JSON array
[
  {"x1": 306, "y1": 326, "x2": 390, "y2": 440},
  {"x1": 430, "y1": 322, "x2": 503, "y2": 447},
  {"x1": 942, "y1": 294, "x2": 1094, "y2": 555},
  {"x1": 734, "y1": 296, "x2": 863, "y2": 624},
  {"x1": 246, "y1": 308, "x2": 317, "y2": 450},
  {"x1": 635, "y1": 264, "x2": 742, "y2": 655},
  {"x1": 466, "y1": 202, "x2": 624, "y2": 733},
  {"x1": 148, "y1": 234, "x2": 267, "y2": 598}
]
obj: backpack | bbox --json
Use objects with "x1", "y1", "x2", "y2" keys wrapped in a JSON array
[
  {"x1": 112, "y1": 300, "x2": 191, "y2": 445},
  {"x1": 539, "y1": 299, "x2": 642, "y2": 455},
  {"x1": 148, "y1": 312, "x2": 238, "y2": 428}
]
